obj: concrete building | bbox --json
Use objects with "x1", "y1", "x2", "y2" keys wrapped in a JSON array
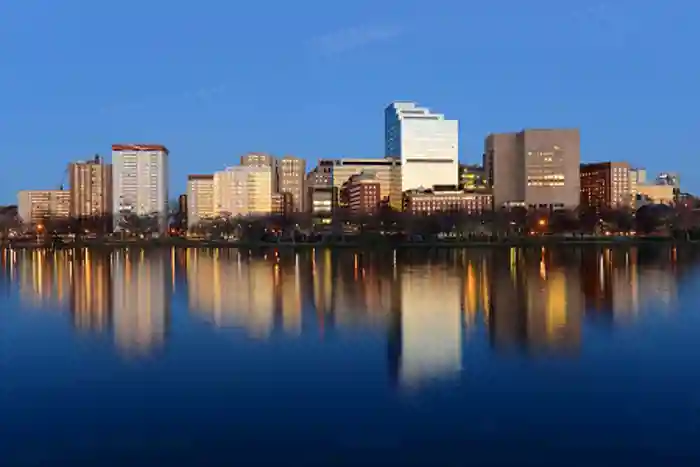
[
  {"x1": 403, "y1": 188, "x2": 492, "y2": 215},
  {"x1": 241, "y1": 153, "x2": 278, "y2": 191},
  {"x1": 278, "y1": 156, "x2": 306, "y2": 212},
  {"x1": 112, "y1": 144, "x2": 169, "y2": 232},
  {"x1": 271, "y1": 192, "x2": 293, "y2": 215},
  {"x1": 459, "y1": 164, "x2": 488, "y2": 191},
  {"x1": 186, "y1": 175, "x2": 215, "y2": 228},
  {"x1": 69, "y1": 155, "x2": 112, "y2": 219},
  {"x1": 636, "y1": 184, "x2": 675, "y2": 205},
  {"x1": 17, "y1": 190, "x2": 71, "y2": 225},
  {"x1": 485, "y1": 129, "x2": 580, "y2": 209},
  {"x1": 580, "y1": 162, "x2": 631, "y2": 212},
  {"x1": 326, "y1": 158, "x2": 402, "y2": 209},
  {"x1": 385, "y1": 101, "x2": 459, "y2": 192},
  {"x1": 213, "y1": 166, "x2": 273, "y2": 217},
  {"x1": 630, "y1": 168, "x2": 647, "y2": 204},
  {"x1": 345, "y1": 173, "x2": 382, "y2": 215}
]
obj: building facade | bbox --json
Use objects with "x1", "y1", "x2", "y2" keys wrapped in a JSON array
[
  {"x1": 326, "y1": 158, "x2": 401, "y2": 209},
  {"x1": 186, "y1": 175, "x2": 215, "y2": 228},
  {"x1": 241, "y1": 153, "x2": 278, "y2": 191},
  {"x1": 403, "y1": 189, "x2": 492, "y2": 215},
  {"x1": 278, "y1": 155, "x2": 306, "y2": 212},
  {"x1": 271, "y1": 192, "x2": 294, "y2": 216},
  {"x1": 580, "y1": 162, "x2": 631, "y2": 212},
  {"x1": 69, "y1": 155, "x2": 112, "y2": 219},
  {"x1": 18, "y1": 190, "x2": 71, "y2": 225},
  {"x1": 345, "y1": 173, "x2": 381, "y2": 215},
  {"x1": 213, "y1": 166, "x2": 273, "y2": 217},
  {"x1": 385, "y1": 101, "x2": 458, "y2": 192},
  {"x1": 459, "y1": 164, "x2": 488, "y2": 191},
  {"x1": 111, "y1": 144, "x2": 169, "y2": 232},
  {"x1": 485, "y1": 129, "x2": 580, "y2": 209}
]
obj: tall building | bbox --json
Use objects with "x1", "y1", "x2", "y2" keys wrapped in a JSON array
[
  {"x1": 278, "y1": 155, "x2": 306, "y2": 212},
  {"x1": 213, "y1": 166, "x2": 273, "y2": 217},
  {"x1": 69, "y1": 155, "x2": 112, "y2": 220},
  {"x1": 241, "y1": 153, "x2": 278, "y2": 191},
  {"x1": 485, "y1": 129, "x2": 580, "y2": 209},
  {"x1": 385, "y1": 101, "x2": 459, "y2": 192},
  {"x1": 17, "y1": 190, "x2": 70, "y2": 224},
  {"x1": 580, "y1": 162, "x2": 631, "y2": 212},
  {"x1": 111, "y1": 144, "x2": 169, "y2": 232},
  {"x1": 186, "y1": 175, "x2": 215, "y2": 228}
]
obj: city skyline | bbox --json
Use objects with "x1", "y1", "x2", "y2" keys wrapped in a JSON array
[{"x1": 3, "y1": 2, "x2": 696, "y2": 203}]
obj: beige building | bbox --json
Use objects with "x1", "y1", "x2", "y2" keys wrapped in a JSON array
[
  {"x1": 69, "y1": 155, "x2": 112, "y2": 218},
  {"x1": 326, "y1": 158, "x2": 402, "y2": 210},
  {"x1": 241, "y1": 152, "x2": 278, "y2": 190},
  {"x1": 186, "y1": 174, "x2": 215, "y2": 228},
  {"x1": 637, "y1": 184, "x2": 675, "y2": 205},
  {"x1": 278, "y1": 155, "x2": 306, "y2": 212},
  {"x1": 214, "y1": 166, "x2": 273, "y2": 217},
  {"x1": 485, "y1": 129, "x2": 580, "y2": 209},
  {"x1": 18, "y1": 190, "x2": 71, "y2": 225},
  {"x1": 580, "y1": 162, "x2": 631, "y2": 212}
]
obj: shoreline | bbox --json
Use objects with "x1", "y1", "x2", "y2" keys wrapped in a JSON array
[{"x1": 0, "y1": 237, "x2": 693, "y2": 250}]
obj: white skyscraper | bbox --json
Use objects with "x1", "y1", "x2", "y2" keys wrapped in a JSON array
[
  {"x1": 111, "y1": 144, "x2": 169, "y2": 232},
  {"x1": 385, "y1": 101, "x2": 459, "y2": 192}
]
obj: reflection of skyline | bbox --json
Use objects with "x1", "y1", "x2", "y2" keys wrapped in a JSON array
[
  {"x1": 70, "y1": 249, "x2": 111, "y2": 332},
  {"x1": 186, "y1": 249, "x2": 275, "y2": 339},
  {"x1": 112, "y1": 250, "x2": 170, "y2": 355},
  {"x1": 0, "y1": 246, "x2": 687, "y2": 375}
]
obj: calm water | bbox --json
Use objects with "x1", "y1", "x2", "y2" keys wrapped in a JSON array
[{"x1": 2, "y1": 246, "x2": 700, "y2": 466}]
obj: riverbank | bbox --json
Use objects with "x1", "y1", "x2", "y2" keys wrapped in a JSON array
[{"x1": 0, "y1": 236, "x2": 692, "y2": 250}]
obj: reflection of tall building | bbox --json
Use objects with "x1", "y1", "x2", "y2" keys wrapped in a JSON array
[
  {"x1": 489, "y1": 249, "x2": 583, "y2": 353},
  {"x1": 187, "y1": 250, "x2": 275, "y2": 339},
  {"x1": 524, "y1": 256, "x2": 583, "y2": 352},
  {"x1": 275, "y1": 255, "x2": 303, "y2": 336},
  {"x1": 17, "y1": 250, "x2": 71, "y2": 308},
  {"x1": 111, "y1": 251, "x2": 169, "y2": 355},
  {"x1": 70, "y1": 249, "x2": 112, "y2": 332},
  {"x1": 312, "y1": 249, "x2": 334, "y2": 316},
  {"x1": 462, "y1": 257, "x2": 491, "y2": 329},
  {"x1": 396, "y1": 265, "x2": 462, "y2": 388}
]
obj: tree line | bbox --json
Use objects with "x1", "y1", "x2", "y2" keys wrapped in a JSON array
[{"x1": 2, "y1": 203, "x2": 700, "y2": 244}]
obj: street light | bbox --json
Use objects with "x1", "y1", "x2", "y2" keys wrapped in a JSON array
[{"x1": 538, "y1": 219, "x2": 546, "y2": 227}]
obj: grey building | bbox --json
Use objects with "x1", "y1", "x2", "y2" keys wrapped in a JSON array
[{"x1": 484, "y1": 129, "x2": 580, "y2": 209}]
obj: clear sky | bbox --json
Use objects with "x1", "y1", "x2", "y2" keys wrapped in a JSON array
[{"x1": 1, "y1": 0, "x2": 697, "y2": 203}]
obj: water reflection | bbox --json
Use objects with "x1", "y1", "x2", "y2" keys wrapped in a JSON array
[{"x1": 0, "y1": 246, "x2": 691, "y2": 381}]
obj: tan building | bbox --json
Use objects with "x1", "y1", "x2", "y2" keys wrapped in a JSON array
[
  {"x1": 69, "y1": 155, "x2": 112, "y2": 219},
  {"x1": 241, "y1": 153, "x2": 278, "y2": 191},
  {"x1": 17, "y1": 190, "x2": 71, "y2": 225},
  {"x1": 637, "y1": 184, "x2": 675, "y2": 205},
  {"x1": 278, "y1": 155, "x2": 306, "y2": 212},
  {"x1": 485, "y1": 129, "x2": 580, "y2": 209},
  {"x1": 580, "y1": 162, "x2": 631, "y2": 212},
  {"x1": 403, "y1": 189, "x2": 492, "y2": 215},
  {"x1": 213, "y1": 166, "x2": 273, "y2": 217},
  {"x1": 327, "y1": 158, "x2": 402, "y2": 210},
  {"x1": 271, "y1": 192, "x2": 293, "y2": 215},
  {"x1": 186, "y1": 174, "x2": 215, "y2": 228},
  {"x1": 345, "y1": 173, "x2": 382, "y2": 215}
]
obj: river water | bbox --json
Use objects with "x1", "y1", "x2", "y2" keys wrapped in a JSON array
[{"x1": 1, "y1": 246, "x2": 699, "y2": 466}]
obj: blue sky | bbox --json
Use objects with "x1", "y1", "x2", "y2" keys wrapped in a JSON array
[{"x1": 1, "y1": 0, "x2": 697, "y2": 203}]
